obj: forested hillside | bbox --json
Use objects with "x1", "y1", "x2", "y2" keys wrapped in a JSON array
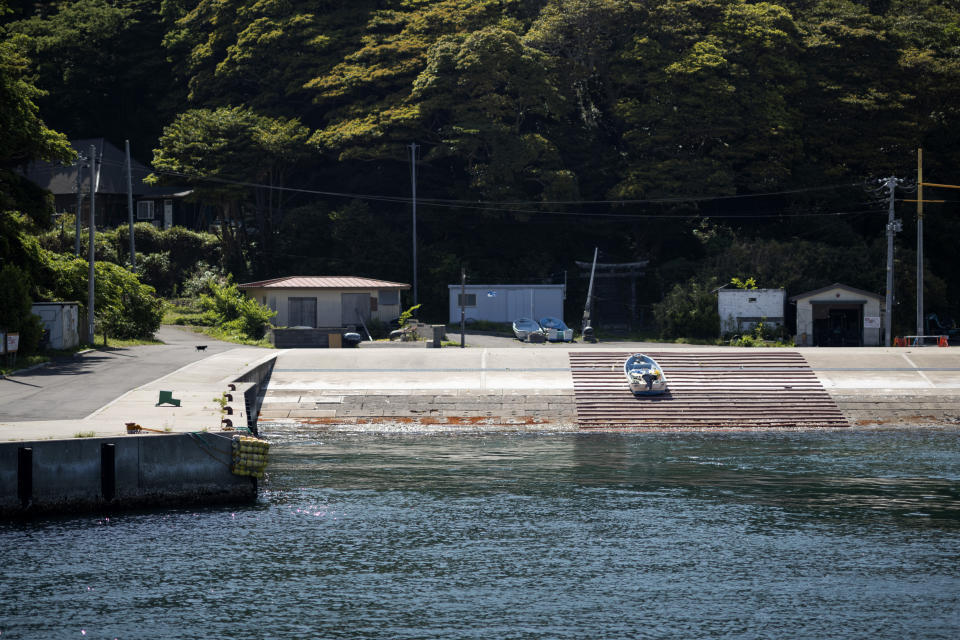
[{"x1": 3, "y1": 0, "x2": 959, "y2": 331}]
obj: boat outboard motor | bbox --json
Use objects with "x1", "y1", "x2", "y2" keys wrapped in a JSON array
[{"x1": 343, "y1": 332, "x2": 363, "y2": 348}]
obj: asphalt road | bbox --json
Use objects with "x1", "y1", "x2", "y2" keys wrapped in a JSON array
[{"x1": 0, "y1": 326, "x2": 237, "y2": 422}]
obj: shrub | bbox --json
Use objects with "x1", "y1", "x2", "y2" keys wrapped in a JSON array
[
  {"x1": 653, "y1": 277, "x2": 720, "y2": 340},
  {"x1": 0, "y1": 264, "x2": 43, "y2": 355},
  {"x1": 39, "y1": 253, "x2": 163, "y2": 339},
  {"x1": 198, "y1": 281, "x2": 276, "y2": 340}
]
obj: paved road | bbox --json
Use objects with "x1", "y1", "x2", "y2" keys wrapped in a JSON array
[{"x1": 0, "y1": 326, "x2": 237, "y2": 422}]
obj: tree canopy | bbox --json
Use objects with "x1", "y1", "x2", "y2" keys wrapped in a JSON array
[{"x1": 4, "y1": 0, "x2": 960, "y2": 332}]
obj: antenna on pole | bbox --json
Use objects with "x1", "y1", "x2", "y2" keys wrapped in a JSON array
[{"x1": 581, "y1": 247, "x2": 598, "y2": 342}]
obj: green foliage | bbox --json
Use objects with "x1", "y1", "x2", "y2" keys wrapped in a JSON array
[
  {"x1": 7, "y1": 0, "x2": 960, "y2": 334},
  {"x1": 653, "y1": 277, "x2": 720, "y2": 340},
  {"x1": 399, "y1": 304, "x2": 422, "y2": 328},
  {"x1": 5, "y1": 0, "x2": 181, "y2": 158},
  {"x1": 728, "y1": 321, "x2": 790, "y2": 347},
  {"x1": 198, "y1": 281, "x2": 276, "y2": 340},
  {"x1": 730, "y1": 276, "x2": 758, "y2": 290},
  {"x1": 0, "y1": 264, "x2": 43, "y2": 355}
]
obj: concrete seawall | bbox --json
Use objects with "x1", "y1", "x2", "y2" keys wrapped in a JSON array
[
  {"x1": 0, "y1": 433, "x2": 254, "y2": 516},
  {"x1": 258, "y1": 346, "x2": 960, "y2": 430},
  {"x1": 0, "y1": 347, "x2": 277, "y2": 516}
]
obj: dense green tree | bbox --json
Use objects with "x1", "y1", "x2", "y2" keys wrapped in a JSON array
[
  {"x1": 6, "y1": 0, "x2": 180, "y2": 158},
  {"x1": 150, "y1": 105, "x2": 313, "y2": 276}
]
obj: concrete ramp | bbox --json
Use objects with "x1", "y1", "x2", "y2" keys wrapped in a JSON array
[{"x1": 571, "y1": 351, "x2": 848, "y2": 429}]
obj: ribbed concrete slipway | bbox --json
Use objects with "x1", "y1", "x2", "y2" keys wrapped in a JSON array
[{"x1": 571, "y1": 351, "x2": 849, "y2": 429}]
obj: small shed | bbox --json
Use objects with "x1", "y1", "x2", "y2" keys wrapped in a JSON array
[
  {"x1": 238, "y1": 276, "x2": 410, "y2": 329},
  {"x1": 717, "y1": 288, "x2": 786, "y2": 335},
  {"x1": 31, "y1": 302, "x2": 81, "y2": 349},
  {"x1": 791, "y1": 283, "x2": 883, "y2": 347},
  {"x1": 448, "y1": 284, "x2": 565, "y2": 324}
]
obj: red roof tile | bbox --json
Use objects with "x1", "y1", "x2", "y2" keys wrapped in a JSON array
[{"x1": 238, "y1": 276, "x2": 410, "y2": 290}]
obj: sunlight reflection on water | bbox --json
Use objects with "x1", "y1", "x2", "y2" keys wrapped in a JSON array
[{"x1": 2, "y1": 428, "x2": 959, "y2": 639}]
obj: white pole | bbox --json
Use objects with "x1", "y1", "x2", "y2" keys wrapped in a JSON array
[
  {"x1": 87, "y1": 144, "x2": 97, "y2": 344},
  {"x1": 410, "y1": 142, "x2": 418, "y2": 306},
  {"x1": 883, "y1": 177, "x2": 899, "y2": 347}
]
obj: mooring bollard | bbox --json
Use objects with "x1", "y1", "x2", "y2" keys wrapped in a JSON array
[{"x1": 17, "y1": 447, "x2": 32, "y2": 508}]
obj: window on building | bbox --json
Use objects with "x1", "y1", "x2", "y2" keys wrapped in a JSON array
[
  {"x1": 458, "y1": 293, "x2": 477, "y2": 307},
  {"x1": 137, "y1": 201, "x2": 154, "y2": 220},
  {"x1": 378, "y1": 290, "x2": 400, "y2": 305}
]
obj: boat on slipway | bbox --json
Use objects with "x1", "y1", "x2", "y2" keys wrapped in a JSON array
[{"x1": 624, "y1": 353, "x2": 667, "y2": 395}]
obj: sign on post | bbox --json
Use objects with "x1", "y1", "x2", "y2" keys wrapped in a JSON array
[{"x1": 6, "y1": 332, "x2": 19, "y2": 353}]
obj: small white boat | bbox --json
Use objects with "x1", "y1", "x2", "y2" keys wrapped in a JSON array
[
  {"x1": 538, "y1": 317, "x2": 574, "y2": 342},
  {"x1": 512, "y1": 317, "x2": 544, "y2": 341},
  {"x1": 625, "y1": 353, "x2": 667, "y2": 395}
]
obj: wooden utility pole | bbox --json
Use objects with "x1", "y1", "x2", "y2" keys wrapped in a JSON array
[{"x1": 904, "y1": 148, "x2": 960, "y2": 338}]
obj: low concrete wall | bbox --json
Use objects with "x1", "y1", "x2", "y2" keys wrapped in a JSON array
[
  {"x1": 270, "y1": 328, "x2": 342, "y2": 348},
  {"x1": 229, "y1": 355, "x2": 276, "y2": 434},
  {"x1": 0, "y1": 433, "x2": 254, "y2": 517}
]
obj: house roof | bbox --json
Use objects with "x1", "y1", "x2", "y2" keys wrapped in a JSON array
[
  {"x1": 21, "y1": 138, "x2": 185, "y2": 198},
  {"x1": 238, "y1": 276, "x2": 411, "y2": 290},
  {"x1": 789, "y1": 283, "x2": 882, "y2": 302}
]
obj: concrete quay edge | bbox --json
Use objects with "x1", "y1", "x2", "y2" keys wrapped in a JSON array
[
  {"x1": 4, "y1": 344, "x2": 960, "y2": 441},
  {"x1": 0, "y1": 347, "x2": 279, "y2": 442}
]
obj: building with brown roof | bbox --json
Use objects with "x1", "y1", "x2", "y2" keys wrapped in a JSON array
[{"x1": 238, "y1": 276, "x2": 411, "y2": 329}]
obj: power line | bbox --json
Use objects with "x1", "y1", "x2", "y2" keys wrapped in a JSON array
[{"x1": 139, "y1": 167, "x2": 880, "y2": 220}]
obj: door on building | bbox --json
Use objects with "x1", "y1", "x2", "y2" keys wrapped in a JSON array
[
  {"x1": 813, "y1": 305, "x2": 862, "y2": 346},
  {"x1": 288, "y1": 297, "x2": 317, "y2": 327},
  {"x1": 341, "y1": 293, "x2": 370, "y2": 326}
]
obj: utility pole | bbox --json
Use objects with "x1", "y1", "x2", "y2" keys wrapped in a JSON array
[
  {"x1": 74, "y1": 153, "x2": 85, "y2": 257},
  {"x1": 905, "y1": 150, "x2": 960, "y2": 339},
  {"x1": 916, "y1": 149, "x2": 924, "y2": 338},
  {"x1": 883, "y1": 177, "x2": 901, "y2": 347},
  {"x1": 87, "y1": 144, "x2": 97, "y2": 344},
  {"x1": 460, "y1": 268, "x2": 466, "y2": 349},
  {"x1": 410, "y1": 142, "x2": 418, "y2": 306},
  {"x1": 125, "y1": 139, "x2": 136, "y2": 271}
]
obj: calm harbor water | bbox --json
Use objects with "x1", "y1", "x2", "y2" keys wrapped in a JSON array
[{"x1": 2, "y1": 428, "x2": 959, "y2": 639}]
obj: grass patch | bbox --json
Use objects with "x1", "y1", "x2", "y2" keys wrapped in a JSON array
[
  {"x1": 164, "y1": 297, "x2": 208, "y2": 326},
  {"x1": 0, "y1": 354, "x2": 49, "y2": 375},
  {"x1": 171, "y1": 322, "x2": 273, "y2": 348},
  {"x1": 448, "y1": 320, "x2": 513, "y2": 334},
  {"x1": 74, "y1": 431, "x2": 97, "y2": 438}
]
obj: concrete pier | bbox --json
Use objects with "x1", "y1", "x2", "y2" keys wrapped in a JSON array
[
  {"x1": 0, "y1": 433, "x2": 255, "y2": 516},
  {"x1": 0, "y1": 338, "x2": 277, "y2": 515}
]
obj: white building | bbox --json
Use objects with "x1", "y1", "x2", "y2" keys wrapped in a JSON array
[
  {"x1": 238, "y1": 276, "x2": 410, "y2": 328},
  {"x1": 717, "y1": 288, "x2": 786, "y2": 335},
  {"x1": 790, "y1": 283, "x2": 883, "y2": 347},
  {"x1": 31, "y1": 302, "x2": 80, "y2": 349},
  {"x1": 448, "y1": 284, "x2": 566, "y2": 324}
]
